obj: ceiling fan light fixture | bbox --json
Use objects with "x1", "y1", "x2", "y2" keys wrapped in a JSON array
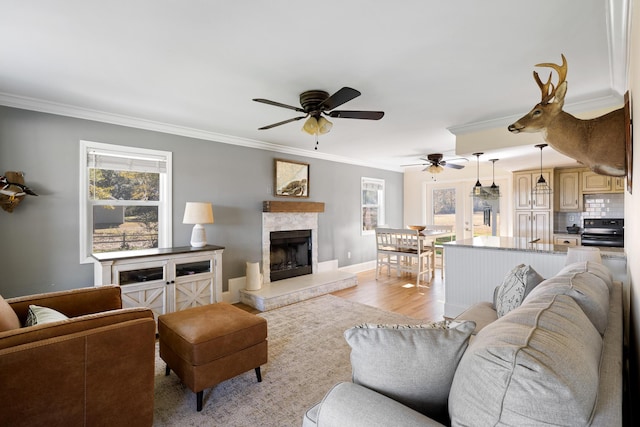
[
  {"x1": 427, "y1": 164, "x2": 444, "y2": 174},
  {"x1": 317, "y1": 116, "x2": 333, "y2": 134},
  {"x1": 302, "y1": 116, "x2": 319, "y2": 135}
]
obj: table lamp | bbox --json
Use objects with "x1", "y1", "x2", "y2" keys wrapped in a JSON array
[{"x1": 182, "y1": 202, "x2": 214, "y2": 247}]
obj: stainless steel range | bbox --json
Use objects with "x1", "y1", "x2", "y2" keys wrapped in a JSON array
[{"x1": 581, "y1": 218, "x2": 624, "y2": 248}]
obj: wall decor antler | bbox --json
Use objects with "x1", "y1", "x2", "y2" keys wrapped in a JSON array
[
  {"x1": 508, "y1": 54, "x2": 629, "y2": 178},
  {"x1": 0, "y1": 171, "x2": 38, "y2": 213}
]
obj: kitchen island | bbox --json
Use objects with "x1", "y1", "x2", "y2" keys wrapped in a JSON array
[{"x1": 443, "y1": 236, "x2": 626, "y2": 318}]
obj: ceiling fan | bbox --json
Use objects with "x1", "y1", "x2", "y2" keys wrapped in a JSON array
[
  {"x1": 253, "y1": 87, "x2": 384, "y2": 139},
  {"x1": 402, "y1": 154, "x2": 468, "y2": 173}
]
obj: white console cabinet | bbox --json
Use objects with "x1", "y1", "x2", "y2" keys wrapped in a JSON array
[{"x1": 92, "y1": 245, "x2": 224, "y2": 322}]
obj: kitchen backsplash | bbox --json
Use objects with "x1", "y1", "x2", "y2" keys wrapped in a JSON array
[{"x1": 555, "y1": 193, "x2": 624, "y2": 231}]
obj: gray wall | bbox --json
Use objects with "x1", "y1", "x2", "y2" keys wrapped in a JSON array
[{"x1": 0, "y1": 106, "x2": 403, "y2": 298}]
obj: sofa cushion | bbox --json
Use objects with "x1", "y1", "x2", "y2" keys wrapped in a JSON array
[
  {"x1": 524, "y1": 271, "x2": 610, "y2": 334},
  {"x1": 449, "y1": 294, "x2": 603, "y2": 426},
  {"x1": 558, "y1": 260, "x2": 613, "y2": 290},
  {"x1": 24, "y1": 305, "x2": 69, "y2": 326},
  {"x1": 494, "y1": 264, "x2": 544, "y2": 317},
  {"x1": 0, "y1": 295, "x2": 20, "y2": 332},
  {"x1": 344, "y1": 320, "x2": 475, "y2": 422},
  {"x1": 453, "y1": 301, "x2": 497, "y2": 335}
]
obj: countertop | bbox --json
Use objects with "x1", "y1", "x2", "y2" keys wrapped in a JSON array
[{"x1": 444, "y1": 236, "x2": 625, "y2": 258}]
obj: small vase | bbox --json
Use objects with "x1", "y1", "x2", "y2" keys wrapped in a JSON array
[{"x1": 246, "y1": 261, "x2": 263, "y2": 291}]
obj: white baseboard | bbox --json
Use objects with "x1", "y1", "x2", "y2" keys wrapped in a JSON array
[
  {"x1": 339, "y1": 260, "x2": 376, "y2": 274},
  {"x1": 224, "y1": 277, "x2": 247, "y2": 304}
]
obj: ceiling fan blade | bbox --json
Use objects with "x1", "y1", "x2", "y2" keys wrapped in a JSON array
[
  {"x1": 444, "y1": 162, "x2": 465, "y2": 169},
  {"x1": 400, "y1": 163, "x2": 428, "y2": 167},
  {"x1": 253, "y1": 98, "x2": 305, "y2": 113},
  {"x1": 258, "y1": 115, "x2": 307, "y2": 130},
  {"x1": 320, "y1": 87, "x2": 361, "y2": 111},
  {"x1": 327, "y1": 110, "x2": 385, "y2": 120}
]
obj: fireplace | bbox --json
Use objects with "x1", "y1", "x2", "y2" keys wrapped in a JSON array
[
  {"x1": 262, "y1": 211, "x2": 319, "y2": 284},
  {"x1": 269, "y1": 230, "x2": 312, "y2": 281}
]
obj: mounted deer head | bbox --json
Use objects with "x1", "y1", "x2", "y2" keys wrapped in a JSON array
[{"x1": 508, "y1": 54, "x2": 626, "y2": 177}]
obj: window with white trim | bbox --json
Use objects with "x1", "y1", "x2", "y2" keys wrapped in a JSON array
[
  {"x1": 361, "y1": 177, "x2": 385, "y2": 235},
  {"x1": 79, "y1": 141, "x2": 172, "y2": 263}
]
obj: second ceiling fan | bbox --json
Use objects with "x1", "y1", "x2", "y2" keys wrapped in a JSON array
[
  {"x1": 403, "y1": 153, "x2": 468, "y2": 173},
  {"x1": 253, "y1": 87, "x2": 384, "y2": 140}
]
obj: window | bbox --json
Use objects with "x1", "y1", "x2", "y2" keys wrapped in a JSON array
[
  {"x1": 472, "y1": 194, "x2": 500, "y2": 237},
  {"x1": 432, "y1": 187, "x2": 456, "y2": 229},
  {"x1": 361, "y1": 177, "x2": 385, "y2": 235},
  {"x1": 79, "y1": 141, "x2": 172, "y2": 263}
]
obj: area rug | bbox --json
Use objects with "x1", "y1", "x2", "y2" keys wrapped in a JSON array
[{"x1": 153, "y1": 295, "x2": 419, "y2": 426}]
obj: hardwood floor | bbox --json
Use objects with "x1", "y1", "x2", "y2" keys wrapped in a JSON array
[
  {"x1": 331, "y1": 269, "x2": 445, "y2": 321},
  {"x1": 236, "y1": 269, "x2": 445, "y2": 322}
]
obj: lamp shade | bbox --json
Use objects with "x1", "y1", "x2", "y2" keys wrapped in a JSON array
[{"x1": 182, "y1": 202, "x2": 214, "y2": 225}]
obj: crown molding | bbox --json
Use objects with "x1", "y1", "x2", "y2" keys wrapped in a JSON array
[
  {"x1": 447, "y1": 91, "x2": 624, "y2": 136},
  {"x1": 0, "y1": 92, "x2": 402, "y2": 173},
  {"x1": 450, "y1": 0, "x2": 630, "y2": 136}
]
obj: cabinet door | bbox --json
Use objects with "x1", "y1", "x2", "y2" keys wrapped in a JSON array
[
  {"x1": 111, "y1": 260, "x2": 168, "y2": 323},
  {"x1": 582, "y1": 171, "x2": 611, "y2": 192},
  {"x1": 515, "y1": 211, "x2": 531, "y2": 241},
  {"x1": 514, "y1": 173, "x2": 532, "y2": 210},
  {"x1": 531, "y1": 211, "x2": 550, "y2": 243},
  {"x1": 172, "y1": 258, "x2": 215, "y2": 311},
  {"x1": 174, "y1": 276, "x2": 214, "y2": 311},
  {"x1": 558, "y1": 171, "x2": 580, "y2": 211},
  {"x1": 120, "y1": 281, "x2": 168, "y2": 323},
  {"x1": 613, "y1": 177, "x2": 625, "y2": 192}
]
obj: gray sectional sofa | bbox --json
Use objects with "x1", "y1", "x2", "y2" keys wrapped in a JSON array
[{"x1": 302, "y1": 260, "x2": 623, "y2": 426}]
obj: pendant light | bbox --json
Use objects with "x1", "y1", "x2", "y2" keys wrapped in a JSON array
[
  {"x1": 532, "y1": 144, "x2": 553, "y2": 195},
  {"x1": 487, "y1": 158, "x2": 501, "y2": 199},
  {"x1": 470, "y1": 152, "x2": 483, "y2": 197}
]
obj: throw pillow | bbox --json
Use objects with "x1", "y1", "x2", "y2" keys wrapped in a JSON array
[
  {"x1": 494, "y1": 264, "x2": 544, "y2": 317},
  {"x1": 0, "y1": 294, "x2": 21, "y2": 332},
  {"x1": 344, "y1": 320, "x2": 475, "y2": 423},
  {"x1": 24, "y1": 305, "x2": 69, "y2": 327}
]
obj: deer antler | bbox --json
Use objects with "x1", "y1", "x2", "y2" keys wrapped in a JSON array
[{"x1": 532, "y1": 54, "x2": 567, "y2": 104}]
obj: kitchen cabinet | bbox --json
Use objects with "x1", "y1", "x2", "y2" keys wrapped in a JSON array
[
  {"x1": 515, "y1": 210, "x2": 550, "y2": 243},
  {"x1": 92, "y1": 245, "x2": 224, "y2": 323},
  {"x1": 514, "y1": 169, "x2": 553, "y2": 243},
  {"x1": 555, "y1": 169, "x2": 581, "y2": 212},
  {"x1": 514, "y1": 170, "x2": 553, "y2": 210},
  {"x1": 582, "y1": 171, "x2": 624, "y2": 193}
]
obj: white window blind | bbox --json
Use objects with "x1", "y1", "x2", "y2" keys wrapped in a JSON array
[{"x1": 87, "y1": 150, "x2": 168, "y2": 173}]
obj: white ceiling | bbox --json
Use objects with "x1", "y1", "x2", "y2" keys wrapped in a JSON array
[{"x1": 0, "y1": 0, "x2": 630, "y2": 173}]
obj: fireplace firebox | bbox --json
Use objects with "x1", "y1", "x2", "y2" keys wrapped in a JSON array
[{"x1": 269, "y1": 229, "x2": 312, "y2": 281}]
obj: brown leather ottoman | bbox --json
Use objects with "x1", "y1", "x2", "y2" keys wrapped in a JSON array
[{"x1": 158, "y1": 302, "x2": 268, "y2": 411}]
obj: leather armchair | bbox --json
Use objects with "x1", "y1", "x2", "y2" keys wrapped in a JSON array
[{"x1": 0, "y1": 285, "x2": 156, "y2": 427}]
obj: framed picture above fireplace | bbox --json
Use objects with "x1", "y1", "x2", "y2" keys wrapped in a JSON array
[{"x1": 274, "y1": 158, "x2": 309, "y2": 198}]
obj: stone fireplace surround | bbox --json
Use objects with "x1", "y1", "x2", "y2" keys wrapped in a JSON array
[
  {"x1": 238, "y1": 201, "x2": 357, "y2": 311},
  {"x1": 262, "y1": 212, "x2": 318, "y2": 284}
]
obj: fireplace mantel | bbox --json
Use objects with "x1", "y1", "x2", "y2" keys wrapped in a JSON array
[{"x1": 263, "y1": 201, "x2": 325, "y2": 213}]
